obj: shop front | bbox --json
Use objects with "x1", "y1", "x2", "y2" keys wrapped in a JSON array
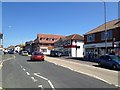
[{"x1": 84, "y1": 42, "x2": 119, "y2": 60}]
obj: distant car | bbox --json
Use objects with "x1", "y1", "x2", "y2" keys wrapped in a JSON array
[
  {"x1": 50, "y1": 50, "x2": 63, "y2": 57},
  {"x1": 19, "y1": 50, "x2": 23, "y2": 55},
  {"x1": 8, "y1": 50, "x2": 15, "y2": 54},
  {"x1": 21, "y1": 51, "x2": 28, "y2": 56},
  {"x1": 98, "y1": 55, "x2": 120, "y2": 70},
  {"x1": 30, "y1": 52, "x2": 44, "y2": 61}
]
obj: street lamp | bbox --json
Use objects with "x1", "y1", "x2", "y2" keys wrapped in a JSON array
[
  {"x1": 101, "y1": 0, "x2": 107, "y2": 54},
  {"x1": 104, "y1": 1, "x2": 107, "y2": 54}
]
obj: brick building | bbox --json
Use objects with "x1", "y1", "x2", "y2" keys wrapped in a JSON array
[
  {"x1": 34, "y1": 34, "x2": 65, "y2": 55},
  {"x1": 84, "y1": 19, "x2": 120, "y2": 59}
]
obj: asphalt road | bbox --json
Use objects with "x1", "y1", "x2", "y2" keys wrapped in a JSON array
[{"x1": 2, "y1": 54, "x2": 117, "y2": 89}]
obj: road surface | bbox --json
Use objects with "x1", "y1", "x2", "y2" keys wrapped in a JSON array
[{"x1": 2, "y1": 54, "x2": 117, "y2": 89}]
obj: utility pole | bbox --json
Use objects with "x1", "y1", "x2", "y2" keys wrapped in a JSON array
[
  {"x1": 101, "y1": 0, "x2": 107, "y2": 55},
  {"x1": 104, "y1": 1, "x2": 107, "y2": 54}
]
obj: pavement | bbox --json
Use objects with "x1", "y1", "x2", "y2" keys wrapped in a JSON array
[
  {"x1": 0, "y1": 54, "x2": 15, "y2": 90},
  {"x1": 1, "y1": 54, "x2": 118, "y2": 89},
  {"x1": 45, "y1": 56, "x2": 119, "y2": 87}
]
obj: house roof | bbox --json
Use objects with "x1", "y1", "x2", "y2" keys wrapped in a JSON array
[
  {"x1": 85, "y1": 19, "x2": 120, "y2": 35},
  {"x1": 65, "y1": 34, "x2": 84, "y2": 41},
  {"x1": 37, "y1": 33, "x2": 65, "y2": 44}
]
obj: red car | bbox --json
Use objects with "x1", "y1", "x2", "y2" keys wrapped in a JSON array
[{"x1": 30, "y1": 52, "x2": 44, "y2": 61}]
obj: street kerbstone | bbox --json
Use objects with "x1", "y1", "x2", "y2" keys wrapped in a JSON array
[{"x1": 45, "y1": 56, "x2": 119, "y2": 87}]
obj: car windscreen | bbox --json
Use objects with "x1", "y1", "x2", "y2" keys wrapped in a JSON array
[
  {"x1": 51, "y1": 51, "x2": 59, "y2": 53},
  {"x1": 34, "y1": 52, "x2": 43, "y2": 55},
  {"x1": 23, "y1": 51, "x2": 28, "y2": 53},
  {"x1": 110, "y1": 55, "x2": 120, "y2": 61}
]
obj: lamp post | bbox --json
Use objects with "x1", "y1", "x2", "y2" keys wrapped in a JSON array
[
  {"x1": 101, "y1": 0, "x2": 107, "y2": 54},
  {"x1": 104, "y1": 1, "x2": 107, "y2": 54}
]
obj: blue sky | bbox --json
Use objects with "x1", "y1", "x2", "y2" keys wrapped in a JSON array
[{"x1": 2, "y1": 2, "x2": 118, "y2": 48}]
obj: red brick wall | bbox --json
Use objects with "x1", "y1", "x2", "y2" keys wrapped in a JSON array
[{"x1": 84, "y1": 27, "x2": 120, "y2": 44}]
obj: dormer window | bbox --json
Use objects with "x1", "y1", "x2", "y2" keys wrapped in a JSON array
[
  {"x1": 40, "y1": 38, "x2": 42, "y2": 40},
  {"x1": 52, "y1": 38, "x2": 54, "y2": 41},
  {"x1": 46, "y1": 38, "x2": 48, "y2": 40}
]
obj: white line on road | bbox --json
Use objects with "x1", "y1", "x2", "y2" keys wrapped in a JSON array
[
  {"x1": 38, "y1": 85, "x2": 44, "y2": 90},
  {"x1": 48, "y1": 80, "x2": 55, "y2": 90},
  {"x1": 26, "y1": 72, "x2": 30, "y2": 76},
  {"x1": 34, "y1": 73, "x2": 55, "y2": 90},
  {"x1": 20, "y1": 66, "x2": 23, "y2": 68},
  {"x1": 31, "y1": 77, "x2": 38, "y2": 82},
  {"x1": 34, "y1": 73, "x2": 48, "y2": 81},
  {"x1": 23, "y1": 68, "x2": 26, "y2": 71}
]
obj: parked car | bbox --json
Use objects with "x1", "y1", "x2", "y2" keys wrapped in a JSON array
[
  {"x1": 50, "y1": 50, "x2": 63, "y2": 57},
  {"x1": 98, "y1": 55, "x2": 120, "y2": 70},
  {"x1": 21, "y1": 51, "x2": 28, "y2": 56},
  {"x1": 30, "y1": 52, "x2": 44, "y2": 61}
]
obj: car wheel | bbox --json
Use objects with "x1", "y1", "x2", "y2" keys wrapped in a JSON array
[
  {"x1": 31, "y1": 57, "x2": 33, "y2": 61},
  {"x1": 98, "y1": 62, "x2": 102, "y2": 66},
  {"x1": 58, "y1": 54, "x2": 61, "y2": 57},
  {"x1": 42, "y1": 59, "x2": 44, "y2": 61},
  {"x1": 112, "y1": 64, "x2": 117, "y2": 70}
]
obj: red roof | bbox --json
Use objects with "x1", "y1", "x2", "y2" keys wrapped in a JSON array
[
  {"x1": 37, "y1": 33, "x2": 65, "y2": 44},
  {"x1": 65, "y1": 34, "x2": 84, "y2": 40},
  {"x1": 85, "y1": 19, "x2": 120, "y2": 35}
]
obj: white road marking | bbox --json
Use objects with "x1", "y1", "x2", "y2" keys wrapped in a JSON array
[
  {"x1": 36, "y1": 73, "x2": 41, "y2": 75},
  {"x1": 38, "y1": 85, "x2": 44, "y2": 90},
  {"x1": 34, "y1": 73, "x2": 48, "y2": 81},
  {"x1": 20, "y1": 66, "x2": 23, "y2": 68},
  {"x1": 23, "y1": 68, "x2": 26, "y2": 71},
  {"x1": 26, "y1": 72, "x2": 30, "y2": 76},
  {"x1": 48, "y1": 80, "x2": 55, "y2": 90},
  {"x1": 31, "y1": 77, "x2": 38, "y2": 82},
  {"x1": 34, "y1": 73, "x2": 55, "y2": 90}
]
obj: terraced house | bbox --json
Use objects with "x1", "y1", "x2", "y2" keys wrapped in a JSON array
[
  {"x1": 84, "y1": 19, "x2": 120, "y2": 59},
  {"x1": 54, "y1": 34, "x2": 84, "y2": 58}
]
